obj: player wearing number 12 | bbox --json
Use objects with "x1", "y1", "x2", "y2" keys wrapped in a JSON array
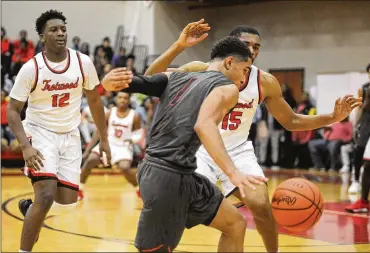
[{"x1": 6, "y1": 10, "x2": 110, "y2": 252}]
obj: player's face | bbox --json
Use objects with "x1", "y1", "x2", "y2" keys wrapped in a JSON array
[
  {"x1": 41, "y1": 19, "x2": 67, "y2": 52},
  {"x1": 224, "y1": 56, "x2": 252, "y2": 89},
  {"x1": 238, "y1": 33, "x2": 261, "y2": 63},
  {"x1": 116, "y1": 92, "x2": 130, "y2": 109}
]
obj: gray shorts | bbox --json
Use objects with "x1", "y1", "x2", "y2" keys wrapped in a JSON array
[
  {"x1": 356, "y1": 111, "x2": 370, "y2": 147},
  {"x1": 134, "y1": 160, "x2": 224, "y2": 252}
]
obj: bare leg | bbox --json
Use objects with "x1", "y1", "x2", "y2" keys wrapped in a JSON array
[
  {"x1": 233, "y1": 184, "x2": 278, "y2": 253},
  {"x1": 208, "y1": 198, "x2": 246, "y2": 252},
  {"x1": 20, "y1": 180, "x2": 57, "y2": 251},
  {"x1": 80, "y1": 153, "x2": 101, "y2": 184},
  {"x1": 118, "y1": 160, "x2": 137, "y2": 187}
]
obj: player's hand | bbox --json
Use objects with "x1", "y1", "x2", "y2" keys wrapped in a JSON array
[
  {"x1": 99, "y1": 138, "x2": 111, "y2": 165},
  {"x1": 228, "y1": 170, "x2": 268, "y2": 198},
  {"x1": 332, "y1": 95, "x2": 362, "y2": 122},
  {"x1": 176, "y1": 18, "x2": 210, "y2": 49},
  {"x1": 22, "y1": 146, "x2": 44, "y2": 171},
  {"x1": 102, "y1": 68, "x2": 133, "y2": 92}
]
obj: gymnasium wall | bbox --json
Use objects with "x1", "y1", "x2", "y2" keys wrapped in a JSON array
[
  {"x1": 1, "y1": 1, "x2": 155, "y2": 53},
  {"x1": 152, "y1": 1, "x2": 370, "y2": 89}
]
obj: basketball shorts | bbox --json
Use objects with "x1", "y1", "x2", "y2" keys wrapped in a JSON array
[
  {"x1": 355, "y1": 111, "x2": 370, "y2": 147},
  {"x1": 196, "y1": 141, "x2": 265, "y2": 197},
  {"x1": 91, "y1": 142, "x2": 133, "y2": 166},
  {"x1": 363, "y1": 137, "x2": 370, "y2": 161},
  {"x1": 135, "y1": 157, "x2": 224, "y2": 252},
  {"x1": 23, "y1": 122, "x2": 81, "y2": 191}
]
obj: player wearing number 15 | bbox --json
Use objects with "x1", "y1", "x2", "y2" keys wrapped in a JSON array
[{"x1": 6, "y1": 10, "x2": 110, "y2": 252}]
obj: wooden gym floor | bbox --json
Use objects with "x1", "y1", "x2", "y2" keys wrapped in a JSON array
[{"x1": 2, "y1": 168, "x2": 370, "y2": 252}]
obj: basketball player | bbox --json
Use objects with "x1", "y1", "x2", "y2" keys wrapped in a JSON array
[
  {"x1": 79, "y1": 91, "x2": 142, "y2": 199},
  {"x1": 346, "y1": 67, "x2": 370, "y2": 212},
  {"x1": 6, "y1": 10, "x2": 110, "y2": 252},
  {"x1": 145, "y1": 20, "x2": 362, "y2": 253},
  {"x1": 348, "y1": 63, "x2": 370, "y2": 194},
  {"x1": 102, "y1": 36, "x2": 269, "y2": 252}
]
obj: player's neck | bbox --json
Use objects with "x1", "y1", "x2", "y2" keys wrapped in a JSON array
[
  {"x1": 44, "y1": 48, "x2": 67, "y2": 63},
  {"x1": 117, "y1": 107, "x2": 130, "y2": 116},
  {"x1": 206, "y1": 62, "x2": 222, "y2": 72}
]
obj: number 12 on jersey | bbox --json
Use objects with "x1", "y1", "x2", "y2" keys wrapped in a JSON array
[{"x1": 222, "y1": 111, "x2": 242, "y2": 130}]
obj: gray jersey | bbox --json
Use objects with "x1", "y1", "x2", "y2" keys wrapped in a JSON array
[{"x1": 145, "y1": 71, "x2": 233, "y2": 172}]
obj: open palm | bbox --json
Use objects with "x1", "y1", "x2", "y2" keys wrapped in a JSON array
[
  {"x1": 177, "y1": 18, "x2": 211, "y2": 48},
  {"x1": 332, "y1": 95, "x2": 362, "y2": 121}
]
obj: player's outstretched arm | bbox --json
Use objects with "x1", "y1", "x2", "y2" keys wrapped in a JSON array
[
  {"x1": 194, "y1": 85, "x2": 268, "y2": 197},
  {"x1": 102, "y1": 68, "x2": 170, "y2": 97},
  {"x1": 145, "y1": 19, "x2": 210, "y2": 75},
  {"x1": 263, "y1": 72, "x2": 362, "y2": 131}
]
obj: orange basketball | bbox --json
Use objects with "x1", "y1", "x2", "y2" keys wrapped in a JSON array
[{"x1": 271, "y1": 178, "x2": 324, "y2": 232}]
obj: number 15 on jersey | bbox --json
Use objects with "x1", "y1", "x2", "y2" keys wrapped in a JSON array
[{"x1": 221, "y1": 111, "x2": 242, "y2": 130}]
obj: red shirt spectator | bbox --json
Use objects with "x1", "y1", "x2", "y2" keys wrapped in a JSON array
[
  {"x1": 323, "y1": 121, "x2": 353, "y2": 143},
  {"x1": 12, "y1": 39, "x2": 34, "y2": 64},
  {"x1": 13, "y1": 29, "x2": 34, "y2": 54}
]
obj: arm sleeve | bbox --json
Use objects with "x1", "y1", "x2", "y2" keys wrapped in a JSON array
[
  {"x1": 9, "y1": 59, "x2": 35, "y2": 102},
  {"x1": 123, "y1": 73, "x2": 169, "y2": 97}
]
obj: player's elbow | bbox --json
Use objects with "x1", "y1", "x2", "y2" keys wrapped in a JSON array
[{"x1": 194, "y1": 119, "x2": 216, "y2": 136}]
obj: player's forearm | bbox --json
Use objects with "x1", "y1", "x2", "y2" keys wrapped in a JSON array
[
  {"x1": 6, "y1": 108, "x2": 32, "y2": 149},
  {"x1": 85, "y1": 131, "x2": 100, "y2": 152},
  {"x1": 144, "y1": 42, "x2": 185, "y2": 75},
  {"x1": 287, "y1": 113, "x2": 337, "y2": 131},
  {"x1": 86, "y1": 93, "x2": 108, "y2": 141},
  {"x1": 124, "y1": 74, "x2": 168, "y2": 97},
  {"x1": 194, "y1": 122, "x2": 237, "y2": 177}
]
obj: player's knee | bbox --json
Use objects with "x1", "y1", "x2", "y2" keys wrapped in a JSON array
[
  {"x1": 118, "y1": 161, "x2": 131, "y2": 171},
  {"x1": 224, "y1": 211, "x2": 246, "y2": 236},
  {"x1": 248, "y1": 197, "x2": 272, "y2": 218},
  {"x1": 36, "y1": 190, "x2": 56, "y2": 210}
]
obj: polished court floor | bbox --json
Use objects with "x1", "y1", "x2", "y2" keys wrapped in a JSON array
[{"x1": 2, "y1": 168, "x2": 370, "y2": 252}]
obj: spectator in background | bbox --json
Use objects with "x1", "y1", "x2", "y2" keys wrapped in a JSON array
[
  {"x1": 94, "y1": 37, "x2": 114, "y2": 62},
  {"x1": 94, "y1": 47, "x2": 108, "y2": 79},
  {"x1": 291, "y1": 92, "x2": 316, "y2": 169},
  {"x1": 13, "y1": 29, "x2": 34, "y2": 56},
  {"x1": 34, "y1": 40, "x2": 44, "y2": 55},
  {"x1": 11, "y1": 39, "x2": 34, "y2": 77},
  {"x1": 308, "y1": 117, "x2": 353, "y2": 172},
  {"x1": 126, "y1": 54, "x2": 137, "y2": 75},
  {"x1": 72, "y1": 36, "x2": 80, "y2": 51},
  {"x1": 80, "y1": 42, "x2": 90, "y2": 57},
  {"x1": 112, "y1": 47, "x2": 127, "y2": 67},
  {"x1": 1, "y1": 27, "x2": 14, "y2": 87},
  {"x1": 1, "y1": 90, "x2": 17, "y2": 151}
]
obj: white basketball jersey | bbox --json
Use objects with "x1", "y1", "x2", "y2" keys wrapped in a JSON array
[
  {"x1": 25, "y1": 48, "x2": 84, "y2": 133},
  {"x1": 199, "y1": 65, "x2": 261, "y2": 152},
  {"x1": 107, "y1": 107, "x2": 136, "y2": 146}
]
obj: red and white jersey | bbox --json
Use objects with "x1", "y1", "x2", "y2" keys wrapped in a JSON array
[
  {"x1": 107, "y1": 107, "x2": 136, "y2": 146},
  {"x1": 9, "y1": 48, "x2": 99, "y2": 133},
  {"x1": 199, "y1": 65, "x2": 262, "y2": 152}
]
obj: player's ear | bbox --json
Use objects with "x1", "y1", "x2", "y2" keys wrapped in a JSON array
[
  {"x1": 223, "y1": 56, "x2": 233, "y2": 70},
  {"x1": 39, "y1": 34, "x2": 46, "y2": 43}
]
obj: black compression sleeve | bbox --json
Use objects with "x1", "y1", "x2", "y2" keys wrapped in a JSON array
[{"x1": 123, "y1": 73, "x2": 169, "y2": 97}]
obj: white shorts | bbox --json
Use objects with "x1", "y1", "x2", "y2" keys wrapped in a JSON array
[
  {"x1": 23, "y1": 122, "x2": 82, "y2": 191},
  {"x1": 364, "y1": 137, "x2": 370, "y2": 161},
  {"x1": 195, "y1": 141, "x2": 265, "y2": 197},
  {"x1": 92, "y1": 143, "x2": 133, "y2": 166}
]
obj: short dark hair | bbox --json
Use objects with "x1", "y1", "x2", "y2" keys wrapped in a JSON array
[
  {"x1": 210, "y1": 36, "x2": 252, "y2": 62},
  {"x1": 366, "y1": 63, "x2": 370, "y2": 73},
  {"x1": 35, "y1": 10, "x2": 67, "y2": 35},
  {"x1": 229, "y1": 25, "x2": 260, "y2": 38}
]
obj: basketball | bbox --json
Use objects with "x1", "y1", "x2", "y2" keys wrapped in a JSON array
[{"x1": 271, "y1": 178, "x2": 324, "y2": 232}]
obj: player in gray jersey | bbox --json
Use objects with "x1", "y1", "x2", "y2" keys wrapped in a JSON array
[{"x1": 102, "y1": 36, "x2": 268, "y2": 252}]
